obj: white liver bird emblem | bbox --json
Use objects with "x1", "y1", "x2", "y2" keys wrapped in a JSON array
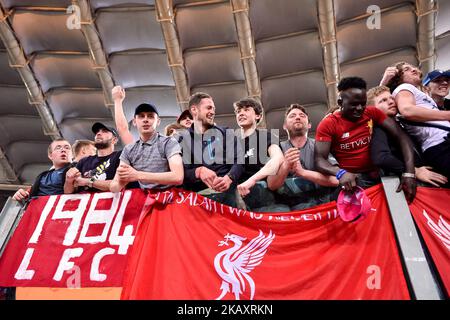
[
  {"x1": 423, "y1": 210, "x2": 450, "y2": 251},
  {"x1": 214, "y1": 230, "x2": 275, "y2": 300}
]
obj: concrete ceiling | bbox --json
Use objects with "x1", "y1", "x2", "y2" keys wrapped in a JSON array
[{"x1": 0, "y1": 0, "x2": 449, "y2": 186}]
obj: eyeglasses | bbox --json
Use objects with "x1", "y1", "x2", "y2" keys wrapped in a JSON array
[{"x1": 53, "y1": 145, "x2": 71, "y2": 152}]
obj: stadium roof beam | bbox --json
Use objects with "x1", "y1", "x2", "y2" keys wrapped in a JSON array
[
  {"x1": 0, "y1": 5, "x2": 61, "y2": 139},
  {"x1": 416, "y1": 0, "x2": 437, "y2": 74},
  {"x1": 155, "y1": 0, "x2": 191, "y2": 110},
  {"x1": 74, "y1": 0, "x2": 115, "y2": 111},
  {"x1": 0, "y1": 183, "x2": 29, "y2": 191},
  {"x1": 317, "y1": 0, "x2": 340, "y2": 112},
  {"x1": 231, "y1": 0, "x2": 266, "y2": 127},
  {"x1": 231, "y1": 0, "x2": 261, "y2": 100},
  {"x1": 0, "y1": 148, "x2": 19, "y2": 184}
]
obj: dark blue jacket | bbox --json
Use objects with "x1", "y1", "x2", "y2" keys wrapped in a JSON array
[{"x1": 177, "y1": 125, "x2": 244, "y2": 192}]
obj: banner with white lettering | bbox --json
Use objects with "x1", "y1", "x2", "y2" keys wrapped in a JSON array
[
  {"x1": 0, "y1": 190, "x2": 146, "y2": 287},
  {"x1": 121, "y1": 185, "x2": 410, "y2": 299},
  {"x1": 408, "y1": 187, "x2": 450, "y2": 295}
]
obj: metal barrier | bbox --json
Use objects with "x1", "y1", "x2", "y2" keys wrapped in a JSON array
[
  {"x1": 0, "y1": 197, "x2": 24, "y2": 257},
  {"x1": 381, "y1": 176, "x2": 444, "y2": 300},
  {"x1": 0, "y1": 180, "x2": 446, "y2": 299}
]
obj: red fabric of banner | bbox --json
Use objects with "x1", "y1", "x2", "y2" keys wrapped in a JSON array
[
  {"x1": 121, "y1": 185, "x2": 409, "y2": 300},
  {"x1": 0, "y1": 190, "x2": 145, "y2": 287},
  {"x1": 408, "y1": 187, "x2": 450, "y2": 295}
]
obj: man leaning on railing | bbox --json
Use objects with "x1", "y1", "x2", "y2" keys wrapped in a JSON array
[
  {"x1": 315, "y1": 77, "x2": 416, "y2": 203},
  {"x1": 12, "y1": 139, "x2": 74, "y2": 203},
  {"x1": 269, "y1": 104, "x2": 339, "y2": 211},
  {"x1": 176, "y1": 92, "x2": 244, "y2": 208},
  {"x1": 110, "y1": 103, "x2": 183, "y2": 193}
]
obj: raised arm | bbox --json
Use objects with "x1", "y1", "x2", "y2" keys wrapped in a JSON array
[
  {"x1": 112, "y1": 85, "x2": 134, "y2": 145},
  {"x1": 396, "y1": 90, "x2": 450, "y2": 121},
  {"x1": 379, "y1": 66, "x2": 397, "y2": 86}
]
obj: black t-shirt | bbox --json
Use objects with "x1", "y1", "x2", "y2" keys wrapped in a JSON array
[
  {"x1": 76, "y1": 151, "x2": 121, "y2": 191},
  {"x1": 442, "y1": 98, "x2": 450, "y2": 111},
  {"x1": 239, "y1": 129, "x2": 279, "y2": 182}
]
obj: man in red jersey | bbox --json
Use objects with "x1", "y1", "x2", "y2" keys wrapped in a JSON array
[{"x1": 314, "y1": 77, "x2": 416, "y2": 202}]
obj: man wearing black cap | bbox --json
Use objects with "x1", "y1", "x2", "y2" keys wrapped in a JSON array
[
  {"x1": 110, "y1": 103, "x2": 183, "y2": 192},
  {"x1": 423, "y1": 69, "x2": 450, "y2": 111},
  {"x1": 64, "y1": 122, "x2": 121, "y2": 193}
]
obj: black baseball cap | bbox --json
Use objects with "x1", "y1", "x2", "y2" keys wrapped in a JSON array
[
  {"x1": 177, "y1": 109, "x2": 193, "y2": 124},
  {"x1": 422, "y1": 69, "x2": 450, "y2": 86},
  {"x1": 134, "y1": 103, "x2": 159, "y2": 116},
  {"x1": 92, "y1": 122, "x2": 119, "y2": 137}
]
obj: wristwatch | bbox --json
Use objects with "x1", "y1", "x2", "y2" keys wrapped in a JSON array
[{"x1": 88, "y1": 178, "x2": 95, "y2": 188}]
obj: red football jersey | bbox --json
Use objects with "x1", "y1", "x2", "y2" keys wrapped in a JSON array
[{"x1": 315, "y1": 106, "x2": 387, "y2": 172}]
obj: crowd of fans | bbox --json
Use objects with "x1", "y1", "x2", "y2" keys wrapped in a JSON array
[{"x1": 11, "y1": 63, "x2": 450, "y2": 211}]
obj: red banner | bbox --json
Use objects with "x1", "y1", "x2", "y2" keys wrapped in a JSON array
[
  {"x1": 0, "y1": 190, "x2": 145, "y2": 287},
  {"x1": 121, "y1": 185, "x2": 410, "y2": 300},
  {"x1": 409, "y1": 187, "x2": 450, "y2": 295}
]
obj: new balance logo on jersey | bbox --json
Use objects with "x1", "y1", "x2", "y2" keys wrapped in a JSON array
[{"x1": 341, "y1": 132, "x2": 350, "y2": 138}]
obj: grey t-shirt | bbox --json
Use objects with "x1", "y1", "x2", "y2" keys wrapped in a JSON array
[
  {"x1": 278, "y1": 137, "x2": 339, "y2": 210},
  {"x1": 280, "y1": 137, "x2": 337, "y2": 175},
  {"x1": 120, "y1": 133, "x2": 181, "y2": 190}
]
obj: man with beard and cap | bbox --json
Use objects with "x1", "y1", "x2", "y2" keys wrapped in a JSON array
[
  {"x1": 64, "y1": 122, "x2": 121, "y2": 193},
  {"x1": 268, "y1": 104, "x2": 339, "y2": 210},
  {"x1": 13, "y1": 139, "x2": 73, "y2": 202}
]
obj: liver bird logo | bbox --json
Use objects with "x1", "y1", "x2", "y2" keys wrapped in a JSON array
[
  {"x1": 423, "y1": 210, "x2": 450, "y2": 251},
  {"x1": 214, "y1": 230, "x2": 275, "y2": 300}
]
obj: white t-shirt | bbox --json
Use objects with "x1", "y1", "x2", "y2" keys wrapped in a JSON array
[{"x1": 392, "y1": 83, "x2": 450, "y2": 152}]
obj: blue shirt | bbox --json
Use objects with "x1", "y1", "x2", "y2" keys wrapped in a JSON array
[{"x1": 37, "y1": 167, "x2": 67, "y2": 196}]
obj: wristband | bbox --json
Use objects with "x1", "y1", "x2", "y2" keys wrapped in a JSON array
[
  {"x1": 336, "y1": 169, "x2": 347, "y2": 180},
  {"x1": 401, "y1": 172, "x2": 416, "y2": 179}
]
